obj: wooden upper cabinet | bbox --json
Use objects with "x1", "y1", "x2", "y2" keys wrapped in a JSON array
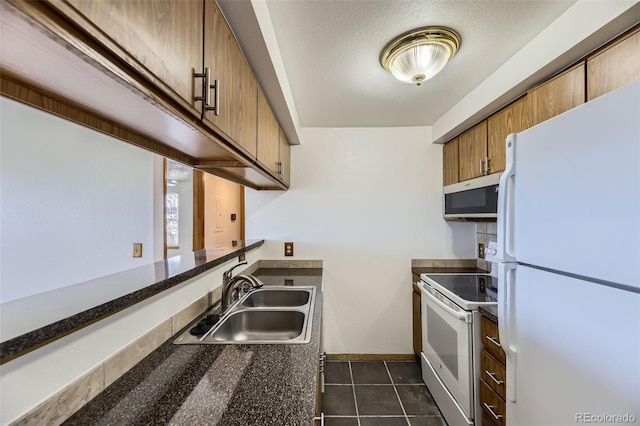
[
  {"x1": 257, "y1": 88, "x2": 280, "y2": 176},
  {"x1": 63, "y1": 0, "x2": 203, "y2": 116},
  {"x1": 587, "y1": 27, "x2": 640, "y2": 101},
  {"x1": 279, "y1": 128, "x2": 291, "y2": 185},
  {"x1": 458, "y1": 121, "x2": 488, "y2": 182},
  {"x1": 487, "y1": 97, "x2": 527, "y2": 173},
  {"x1": 527, "y1": 63, "x2": 585, "y2": 127},
  {"x1": 202, "y1": 0, "x2": 257, "y2": 158},
  {"x1": 238, "y1": 56, "x2": 258, "y2": 159},
  {"x1": 443, "y1": 138, "x2": 459, "y2": 186}
]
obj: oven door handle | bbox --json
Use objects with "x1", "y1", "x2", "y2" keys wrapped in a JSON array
[{"x1": 419, "y1": 283, "x2": 471, "y2": 323}]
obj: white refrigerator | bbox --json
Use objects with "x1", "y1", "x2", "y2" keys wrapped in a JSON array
[{"x1": 496, "y1": 79, "x2": 640, "y2": 425}]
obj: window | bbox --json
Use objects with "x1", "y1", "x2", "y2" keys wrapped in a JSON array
[{"x1": 166, "y1": 193, "x2": 179, "y2": 248}]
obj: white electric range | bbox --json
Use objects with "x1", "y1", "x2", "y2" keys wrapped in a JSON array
[{"x1": 418, "y1": 266, "x2": 498, "y2": 426}]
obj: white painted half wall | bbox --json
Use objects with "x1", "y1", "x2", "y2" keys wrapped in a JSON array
[
  {"x1": 0, "y1": 98, "x2": 159, "y2": 303},
  {"x1": 245, "y1": 126, "x2": 475, "y2": 354}
]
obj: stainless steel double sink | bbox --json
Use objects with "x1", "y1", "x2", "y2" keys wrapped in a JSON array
[{"x1": 173, "y1": 286, "x2": 316, "y2": 345}]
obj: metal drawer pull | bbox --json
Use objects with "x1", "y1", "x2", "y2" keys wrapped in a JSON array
[
  {"x1": 485, "y1": 370, "x2": 504, "y2": 385},
  {"x1": 484, "y1": 403, "x2": 503, "y2": 420},
  {"x1": 486, "y1": 335, "x2": 502, "y2": 347}
]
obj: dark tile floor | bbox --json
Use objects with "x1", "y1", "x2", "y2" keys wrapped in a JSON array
[{"x1": 322, "y1": 360, "x2": 447, "y2": 426}]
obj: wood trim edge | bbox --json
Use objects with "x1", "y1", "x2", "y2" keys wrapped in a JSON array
[{"x1": 325, "y1": 354, "x2": 416, "y2": 361}]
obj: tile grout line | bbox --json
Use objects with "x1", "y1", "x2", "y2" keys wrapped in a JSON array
[
  {"x1": 348, "y1": 361, "x2": 362, "y2": 426},
  {"x1": 384, "y1": 361, "x2": 412, "y2": 426}
]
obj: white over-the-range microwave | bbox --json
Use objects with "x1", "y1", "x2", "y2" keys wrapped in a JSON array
[{"x1": 443, "y1": 173, "x2": 501, "y2": 219}]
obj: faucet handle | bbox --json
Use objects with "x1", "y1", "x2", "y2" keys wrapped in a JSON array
[{"x1": 223, "y1": 261, "x2": 247, "y2": 279}]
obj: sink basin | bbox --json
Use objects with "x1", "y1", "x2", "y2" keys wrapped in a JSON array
[
  {"x1": 209, "y1": 310, "x2": 305, "y2": 342},
  {"x1": 241, "y1": 288, "x2": 310, "y2": 307},
  {"x1": 173, "y1": 285, "x2": 316, "y2": 345}
]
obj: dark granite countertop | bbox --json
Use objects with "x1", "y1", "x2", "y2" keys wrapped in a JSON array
[
  {"x1": 0, "y1": 240, "x2": 264, "y2": 364},
  {"x1": 479, "y1": 305, "x2": 499, "y2": 323},
  {"x1": 64, "y1": 268, "x2": 323, "y2": 426}
]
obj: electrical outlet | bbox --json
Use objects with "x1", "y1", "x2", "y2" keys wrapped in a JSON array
[
  {"x1": 133, "y1": 243, "x2": 143, "y2": 258},
  {"x1": 284, "y1": 242, "x2": 294, "y2": 257},
  {"x1": 478, "y1": 243, "x2": 485, "y2": 259}
]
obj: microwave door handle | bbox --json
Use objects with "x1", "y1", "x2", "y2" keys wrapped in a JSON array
[{"x1": 419, "y1": 284, "x2": 470, "y2": 323}]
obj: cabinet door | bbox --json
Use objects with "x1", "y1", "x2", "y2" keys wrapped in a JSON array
[
  {"x1": 442, "y1": 138, "x2": 459, "y2": 186},
  {"x1": 487, "y1": 97, "x2": 527, "y2": 173},
  {"x1": 587, "y1": 27, "x2": 640, "y2": 101},
  {"x1": 527, "y1": 63, "x2": 585, "y2": 127},
  {"x1": 257, "y1": 88, "x2": 280, "y2": 175},
  {"x1": 458, "y1": 121, "x2": 488, "y2": 182},
  {"x1": 237, "y1": 56, "x2": 258, "y2": 158},
  {"x1": 279, "y1": 128, "x2": 291, "y2": 185},
  {"x1": 202, "y1": 0, "x2": 240, "y2": 146},
  {"x1": 412, "y1": 283, "x2": 422, "y2": 358},
  {"x1": 64, "y1": 0, "x2": 203, "y2": 116}
]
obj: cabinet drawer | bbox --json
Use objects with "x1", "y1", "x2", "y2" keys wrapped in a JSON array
[
  {"x1": 481, "y1": 349, "x2": 506, "y2": 398},
  {"x1": 480, "y1": 379, "x2": 506, "y2": 426},
  {"x1": 481, "y1": 316, "x2": 506, "y2": 363}
]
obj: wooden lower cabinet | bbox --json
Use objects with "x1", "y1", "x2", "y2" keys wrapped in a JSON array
[
  {"x1": 412, "y1": 280, "x2": 422, "y2": 361},
  {"x1": 480, "y1": 315, "x2": 507, "y2": 426},
  {"x1": 481, "y1": 315, "x2": 506, "y2": 364},
  {"x1": 480, "y1": 379, "x2": 506, "y2": 426}
]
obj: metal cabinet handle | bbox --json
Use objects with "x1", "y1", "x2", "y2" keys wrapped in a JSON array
[
  {"x1": 194, "y1": 68, "x2": 219, "y2": 115},
  {"x1": 486, "y1": 335, "x2": 502, "y2": 348},
  {"x1": 485, "y1": 156, "x2": 491, "y2": 174},
  {"x1": 484, "y1": 403, "x2": 503, "y2": 420},
  {"x1": 194, "y1": 67, "x2": 211, "y2": 106},
  {"x1": 485, "y1": 370, "x2": 504, "y2": 385},
  {"x1": 480, "y1": 158, "x2": 484, "y2": 175},
  {"x1": 209, "y1": 78, "x2": 219, "y2": 116}
]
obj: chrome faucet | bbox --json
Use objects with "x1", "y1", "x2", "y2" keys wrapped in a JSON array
[{"x1": 221, "y1": 262, "x2": 263, "y2": 311}]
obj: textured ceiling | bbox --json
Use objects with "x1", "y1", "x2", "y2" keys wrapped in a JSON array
[{"x1": 260, "y1": 0, "x2": 575, "y2": 128}]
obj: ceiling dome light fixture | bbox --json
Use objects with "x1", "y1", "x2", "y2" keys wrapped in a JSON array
[{"x1": 380, "y1": 26, "x2": 460, "y2": 86}]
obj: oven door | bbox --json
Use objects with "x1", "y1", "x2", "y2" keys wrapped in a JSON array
[{"x1": 419, "y1": 281, "x2": 474, "y2": 418}]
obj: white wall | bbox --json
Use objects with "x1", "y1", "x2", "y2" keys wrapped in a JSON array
[
  {"x1": 204, "y1": 173, "x2": 243, "y2": 248},
  {"x1": 0, "y1": 98, "x2": 158, "y2": 303},
  {"x1": 245, "y1": 127, "x2": 475, "y2": 354}
]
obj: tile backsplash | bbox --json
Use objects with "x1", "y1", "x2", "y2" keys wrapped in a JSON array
[{"x1": 476, "y1": 222, "x2": 497, "y2": 271}]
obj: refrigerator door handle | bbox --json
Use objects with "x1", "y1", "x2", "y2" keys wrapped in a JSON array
[
  {"x1": 498, "y1": 262, "x2": 518, "y2": 402},
  {"x1": 497, "y1": 134, "x2": 516, "y2": 262}
]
